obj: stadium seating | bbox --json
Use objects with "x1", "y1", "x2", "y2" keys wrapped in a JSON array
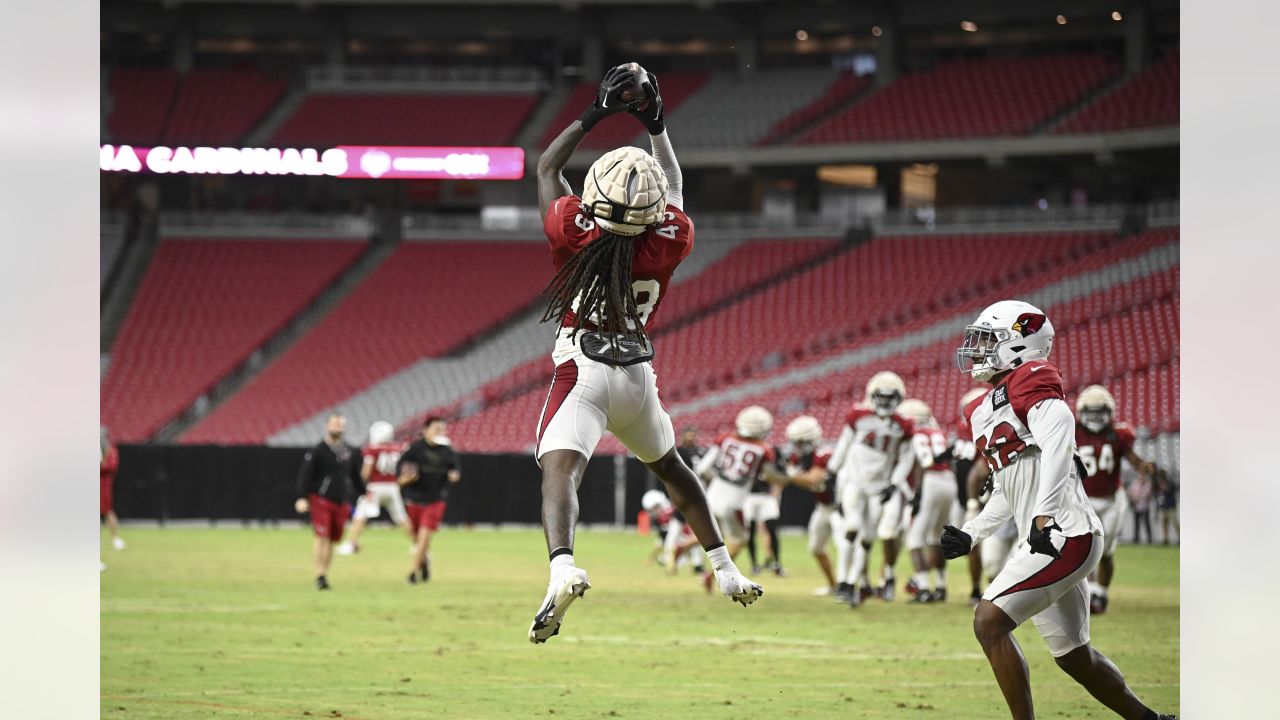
[
  {"x1": 662, "y1": 69, "x2": 853, "y2": 150},
  {"x1": 1056, "y1": 49, "x2": 1179, "y2": 133},
  {"x1": 163, "y1": 68, "x2": 287, "y2": 145},
  {"x1": 797, "y1": 54, "x2": 1118, "y2": 143},
  {"x1": 537, "y1": 72, "x2": 708, "y2": 150},
  {"x1": 272, "y1": 94, "x2": 538, "y2": 146},
  {"x1": 105, "y1": 68, "x2": 179, "y2": 144},
  {"x1": 756, "y1": 72, "x2": 872, "y2": 146},
  {"x1": 182, "y1": 241, "x2": 551, "y2": 444},
  {"x1": 102, "y1": 239, "x2": 365, "y2": 442},
  {"x1": 444, "y1": 228, "x2": 1178, "y2": 452},
  {"x1": 101, "y1": 223, "x2": 125, "y2": 289}
]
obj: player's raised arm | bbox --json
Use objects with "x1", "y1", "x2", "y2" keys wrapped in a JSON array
[
  {"x1": 537, "y1": 65, "x2": 639, "y2": 215},
  {"x1": 629, "y1": 72, "x2": 683, "y2": 210}
]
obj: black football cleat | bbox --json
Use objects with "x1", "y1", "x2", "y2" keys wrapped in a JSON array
[
  {"x1": 420, "y1": 559, "x2": 430, "y2": 583},
  {"x1": 1090, "y1": 593, "x2": 1108, "y2": 615},
  {"x1": 406, "y1": 572, "x2": 418, "y2": 585},
  {"x1": 833, "y1": 582, "x2": 853, "y2": 604},
  {"x1": 879, "y1": 581, "x2": 895, "y2": 602},
  {"x1": 968, "y1": 588, "x2": 982, "y2": 606},
  {"x1": 315, "y1": 575, "x2": 331, "y2": 591},
  {"x1": 935, "y1": 587, "x2": 947, "y2": 603},
  {"x1": 910, "y1": 589, "x2": 935, "y2": 603}
]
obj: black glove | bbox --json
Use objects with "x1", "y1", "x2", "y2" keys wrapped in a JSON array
[
  {"x1": 878, "y1": 484, "x2": 897, "y2": 504},
  {"x1": 940, "y1": 525, "x2": 972, "y2": 560},
  {"x1": 1027, "y1": 520, "x2": 1063, "y2": 559},
  {"x1": 627, "y1": 70, "x2": 665, "y2": 135},
  {"x1": 579, "y1": 65, "x2": 641, "y2": 131},
  {"x1": 910, "y1": 489, "x2": 922, "y2": 517}
]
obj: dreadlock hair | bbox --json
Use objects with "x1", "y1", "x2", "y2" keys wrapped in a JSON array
[{"x1": 541, "y1": 230, "x2": 649, "y2": 349}]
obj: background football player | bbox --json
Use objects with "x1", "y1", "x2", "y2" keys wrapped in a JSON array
[
  {"x1": 828, "y1": 371, "x2": 915, "y2": 605},
  {"x1": 1074, "y1": 384, "x2": 1164, "y2": 614},
  {"x1": 337, "y1": 420, "x2": 412, "y2": 556},
  {"x1": 530, "y1": 63, "x2": 761, "y2": 643},
  {"x1": 695, "y1": 405, "x2": 791, "y2": 590},
  {"x1": 781, "y1": 415, "x2": 838, "y2": 595},
  {"x1": 641, "y1": 488, "x2": 702, "y2": 573},
  {"x1": 942, "y1": 300, "x2": 1173, "y2": 720},
  {"x1": 100, "y1": 426, "x2": 126, "y2": 554},
  {"x1": 900, "y1": 399, "x2": 957, "y2": 603}
]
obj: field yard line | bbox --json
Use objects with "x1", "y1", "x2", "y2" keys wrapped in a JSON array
[
  {"x1": 103, "y1": 695, "x2": 376, "y2": 720},
  {"x1": 105, "y1": 680, "x2": 1180, "y2": 700}
]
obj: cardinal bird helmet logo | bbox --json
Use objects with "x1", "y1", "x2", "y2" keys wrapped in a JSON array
[{"x1": 1011, "y1": 313, "x2": 1046, "y2": 337}]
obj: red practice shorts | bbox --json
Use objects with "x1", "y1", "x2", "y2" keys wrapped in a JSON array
[
  {"x1": 407, "y1": 501, "x2": 446, "y2": 533},
  {"x1": 309, "y1": 495, "x2": 351, "y2": 542},
  {"x1": 100, "y1": 476, "x2": 114, "y2": 516}
]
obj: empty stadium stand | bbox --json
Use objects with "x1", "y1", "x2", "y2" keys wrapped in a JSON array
[
  {"x1": 105, "y1": 68, "x2": 178, "y2": 144},
  {"x1": 537, "y1": 72, "x2": 708, "y2": 150},
  {"x1": 442, "y1": 228, "x2": 1178, "y2": 453},
  {"x1": 797, "y1": 54, "x2": 1118, "y2": 143},
  {"x1": 182, "y1": 241, "x2": 551, "y2": 444},
  {"x1": 101, "y1": 239, "x2": 365, "y2": 442},
  {"x1": 1056, "y1": 49, "x2": 1179, "y2": 133},
  {"x1": 756, "y1": 72, "x2": 872, "y2": 147},
  {"x1": 272, "y1": 94, "x2": 538, "y2": 147},
  {"x1": 163, "y1": 68, "x2": 287, "y2": 146},
  {"x1": 662, "y1": 69, "x2": 851, "y2": 150}
]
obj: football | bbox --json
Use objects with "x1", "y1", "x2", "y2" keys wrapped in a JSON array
[{"x1": 619, "y1": 61, "x2": 650, "y2": 109}]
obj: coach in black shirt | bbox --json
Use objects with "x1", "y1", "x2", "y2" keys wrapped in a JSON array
[
  {"x1": 398, "y1": 416, "x2": 461, "y2": 584},
  {"x1": 294, "y1": 413, "x2": 364, "y2": 589}
]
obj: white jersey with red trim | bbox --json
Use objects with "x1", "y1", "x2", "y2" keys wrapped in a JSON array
[
  {"x1": 831, "y1": 404, "x2": 914, "y2": 490},
  {"x1": 960, "y1": 361, "x2": 1102, "y2": 542}
]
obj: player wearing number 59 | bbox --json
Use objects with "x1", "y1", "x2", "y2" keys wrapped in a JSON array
[
  {"x1": 529, "y1": 62, "x2": 762, "y2": 644},
  {"x1": 945, "y1": 300, "x2": 1173, "y2": 720}
]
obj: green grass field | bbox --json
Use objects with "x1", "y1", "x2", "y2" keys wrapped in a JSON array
[{"x1": 102, "y1": 526, "x2": 1178, "y2": 719}]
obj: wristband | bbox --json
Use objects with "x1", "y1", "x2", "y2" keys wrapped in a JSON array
[
  {"x1": 967, "y1": 498, "x2": 981, "y2": 512},
  {"x1": 578, "y1": 105, "x2": 606, "y2": 131}
]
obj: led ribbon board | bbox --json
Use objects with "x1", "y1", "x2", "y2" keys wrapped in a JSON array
[{"x1": 100, "y1": 145, "x2": 525, "y2": 180}]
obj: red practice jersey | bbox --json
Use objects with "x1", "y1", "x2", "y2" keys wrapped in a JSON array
[
  {"x1": 362, "y1": 442, "x2": 407, "y2": 484},
  {"x1": 912, "y1": 426, "x2": 952, "y2": 472},
  {"x1": 963, "y1": 360, "x2": 1066, "y2": 473},
  {"x1": 710, "y1": 432, "x2": 777, "y2": 489},
  {"x1": 543, "y1": 195, "x2": 694, "y2": 333},
  {"x1": 1075, "y1": 422, "x2": 1137, "y2": 497},
  {"x1": 100, "y1": 443, "x2": 119, "y2": 481},
  {"x1": 788, "y1": 445, "x2": 835, "y2": 505}
]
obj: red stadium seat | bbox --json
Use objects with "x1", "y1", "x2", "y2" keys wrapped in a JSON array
[
  {"x1": 273, "y1": 94, "x2": 538, "y2": 147},
  {"x1": 163, "y1": 68, "x2": 287, "y2": 146},
  {"x1": 101, "y1": 239, "x2": 365, "y2": 442},
  {"x1": 1056, "y1": 49, "x2": 1179, "y2": 133}
]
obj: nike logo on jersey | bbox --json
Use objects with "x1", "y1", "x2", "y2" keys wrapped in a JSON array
[{"x1": 1029, "y1": 365, "x2": 1044, "y2": 372}]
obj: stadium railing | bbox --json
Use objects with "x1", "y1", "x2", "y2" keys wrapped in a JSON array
[{"x1": 305, "y1": 65, "x2": 545, "y2": 94}]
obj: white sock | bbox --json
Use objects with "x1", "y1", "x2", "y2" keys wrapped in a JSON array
[
  {"x1": 913, "y1": 571, "x2": 929, "y2": 590},
  {"x1": 852, "y1": 543, "x2": 869, "y2": 586},
  {"x1": 706, "y1": 545, "x2": 734, "y2": 575},
  {"x1": 549, "y1": 553, "x2": 575, "y2": 584},
  {"x1": 1096, "y1": 584, "x2": 1109, "y2": 598},
  {"x1": 835, "y1": 537, "x2": 854, "y2": 584},
  {"x1": 1089, "y1": 580, "x2": 1104, "y2": 596},
  {"x1": 936, "y1": 567, "x2": 947, "y2": 590},
  {"x1": 882, "y1": 565, "x2": 895, "y2": 583}
]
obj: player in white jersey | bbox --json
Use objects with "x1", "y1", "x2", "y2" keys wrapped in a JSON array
[
  {"x1": 828, "y1": 371, "x2": 915, "y2": 606},
  {"x1": 338, "y1": 421, "x2": 412, "y2": 555},
  {"x1": 694, "y1": 406, "x2": 792, "y2": 577},
  {"x1": 941, "y1": 300, "x2": 1174, "y2": 720},
  {"x1": 899, "y1": 399, "x2": 958, "y2": 603},
  {"x1": 780, "y1": 416, "x2": 839, "y2": 595}
]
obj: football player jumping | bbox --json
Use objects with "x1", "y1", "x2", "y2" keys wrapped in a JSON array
[
  {"x1": 828, "y1": 371, "x2": 915, "y2": 606},
  {"x1": 942, "y1": 300, "x2": 1174, "y2": 720},
  {"x1": 1074, "y1": 384, "x2": 1163, "y2": 614},
  {"x1": 899, "y1": 399, "x2": 958, "y2": 603},
  {"x1": 529, "y1": 64, "x2": 762, "y2": 644}
]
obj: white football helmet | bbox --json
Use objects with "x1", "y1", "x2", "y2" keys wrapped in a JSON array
[
  {"x1": 864, "y1": 371, "x2": 906, "y2": 417},
  {"x1": 735, "y1": 405, "x2": 774, "y2": 439},
  {"x1": 641, "y1": 489, "x2": 668, "y2": 514},
  {"x1": 582, "y1": 146, "x2": 669, "y2": 236},
  {"x1": 785, "y1": 415, "x2": 823, "y2": 450},
  {"x1": 959, "y1": 386, "x2": 987, "y2": 413},
  {"x1": 1076, "y1": 384, "x2": 1116, "y2": 433},
  {"x1": 368, "y1": 421, "x2": 394, "y2": 445},
  {"x1": 897, "y1": 398, "x2": 934, "y2": 427},
  {"x1": 956, "y1": 300, "x2": 1055, "y2": 382}
]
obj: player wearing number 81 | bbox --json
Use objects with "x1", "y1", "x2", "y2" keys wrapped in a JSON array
[{"x1": 529, "y1": 62, "x2": 763, "y2": 645}]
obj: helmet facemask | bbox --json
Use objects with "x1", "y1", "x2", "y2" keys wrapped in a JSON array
[
  {"x1": 1080, "y1": 406, "x2": 1112, "y2": 434},
  {"x1": 870, "y1": 390, "x2": 902, "y2": 418},
  {"x1": 956, "y1": 325, "x2": 1006, "y2": 381}
]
